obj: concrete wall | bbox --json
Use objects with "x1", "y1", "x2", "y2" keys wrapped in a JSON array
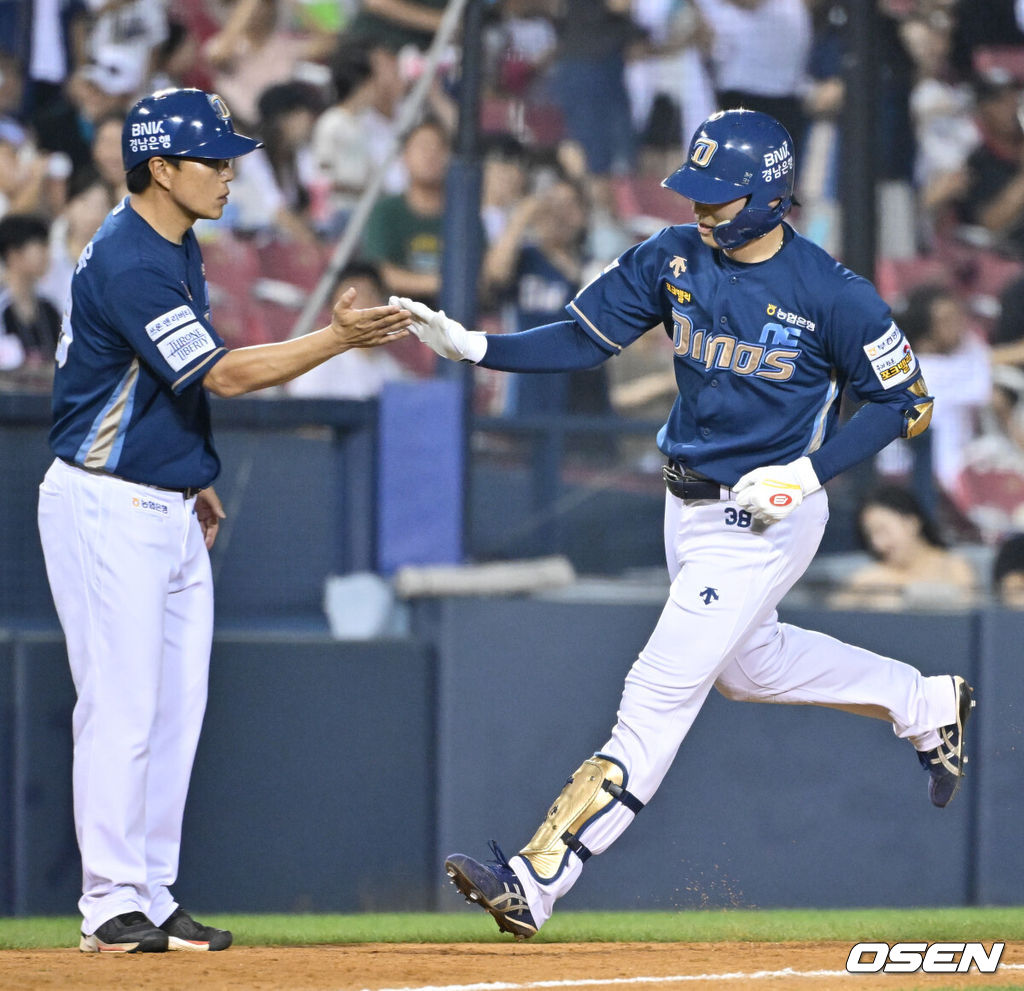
[
  {"x1": 432, "y1": 600, "x2": 984, "y2": 913},
  {"x1": 1, "y1": 603, "x2": 1020, "y2": 917},
  {"x1": 0, "y1": 635, "x2": 435, "y2": 916}
]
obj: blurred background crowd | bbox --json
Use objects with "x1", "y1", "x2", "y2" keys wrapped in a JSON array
[{"x1": 6, "y1": 0, "x2": 1024, "y2": 606}]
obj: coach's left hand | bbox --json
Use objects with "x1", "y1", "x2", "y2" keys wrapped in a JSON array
[
  {"x1": 733, "y1": 457, "x2": 821, "y2": 525},
  {"x1": 195, "y1": 486, "x2": 227, "y2": 549}
]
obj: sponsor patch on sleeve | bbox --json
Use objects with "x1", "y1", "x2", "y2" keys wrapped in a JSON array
[
  {"x1": 156, "y1": 322, "x2": 216, "y2": 372},
  {"x1": 863, "y1": 322, "x2": 904, "y2": 360},
  {"x1": 868, "y1": 339, "x2": 918, "y2": 389},
  {"x1": 145, "y1": 305, "x2": 197, "y2": 341}
]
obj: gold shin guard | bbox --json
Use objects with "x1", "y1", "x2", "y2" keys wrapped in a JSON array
[{"x1": 519, "y1": 755, "x2": 643, "y2": 881}]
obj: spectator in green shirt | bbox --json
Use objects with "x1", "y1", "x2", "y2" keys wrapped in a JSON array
[{"x1": 362, "y1": 117, "x2": 449, "y2": 308}]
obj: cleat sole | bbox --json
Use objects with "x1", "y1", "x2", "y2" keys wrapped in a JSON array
[{"x1": 444, "y1": 858, "x2": 537, "y2": 939}]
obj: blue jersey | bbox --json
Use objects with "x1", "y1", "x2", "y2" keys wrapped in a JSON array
[
  {"x1": 567, "y1": 223, "x2": 924, "y2": 484},
  {"x1": 50, "y1": 199, "x2": 228, "y2": 490},
  {"x1": 512, "y1": 246, "x2": 576, "y2": 331}
]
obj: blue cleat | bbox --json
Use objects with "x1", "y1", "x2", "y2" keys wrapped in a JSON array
[
  {"x1": 917, "y1": 675, "x2": 975, "y2": 808},
  {"x1": 444, "y1": 841, "x2": 538, "y2": 939}
]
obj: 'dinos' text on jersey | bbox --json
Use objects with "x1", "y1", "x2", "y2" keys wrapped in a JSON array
[{"x1": 671, "y1": 310, "x2": 803, "y2": 381}]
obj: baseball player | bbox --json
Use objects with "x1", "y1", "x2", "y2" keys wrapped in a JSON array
[
  {"x1": 395, "y1": 109, "x2": 975, "y2": 940},
  {"x1": 36, "y1": 88, "x2": 410, "y2": 953}
]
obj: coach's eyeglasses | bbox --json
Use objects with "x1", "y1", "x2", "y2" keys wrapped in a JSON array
[{"x1": 166, "y1": 156, "x2": 234, "y2": 176}]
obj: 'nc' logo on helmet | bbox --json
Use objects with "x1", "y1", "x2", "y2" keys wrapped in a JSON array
[
  {"x1": 208, "y1": 94, "x2": 232, "y2": 120},
  {"x1": 690, "y1": 137, "x2": 718, "y2": 168}
]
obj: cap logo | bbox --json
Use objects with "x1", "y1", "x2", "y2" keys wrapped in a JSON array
[
  {"x1": 208, "y1": 94, "x2": 231, "y2": 121},
  {"x1": 690, "y1": 137, "x2": 718, "y2": 168}
]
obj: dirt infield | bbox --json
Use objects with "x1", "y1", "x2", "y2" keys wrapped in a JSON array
[{"x1": 2, "y1": 941, "x2": 1023, "y2": 991}]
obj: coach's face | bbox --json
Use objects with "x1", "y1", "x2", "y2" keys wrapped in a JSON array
[{"x1": 159, "y1": 156, "x2": 235, "y2": 222}]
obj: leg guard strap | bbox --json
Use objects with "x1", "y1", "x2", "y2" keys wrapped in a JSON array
[
  {"x1": 519, "y1": 754, "x2": 644, "y2": 881},
  {"x1": 603, "y1": 778, "x2": 644, "y2": 814},
  {"x1": 562, "y1": 831, "x2": 592, "y2": 863}
]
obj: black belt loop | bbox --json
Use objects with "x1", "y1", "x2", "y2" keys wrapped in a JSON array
[{"x1": 663, "y1": 461, "x2": 731, "y2": 502}]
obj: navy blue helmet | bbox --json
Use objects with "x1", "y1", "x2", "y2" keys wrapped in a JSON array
[
  {"x1": 663, "y1": 109, "x2": 795, "y2": 249},
  {"x1": 122, "y1": 88, "x2": 262, "y2": 171}
]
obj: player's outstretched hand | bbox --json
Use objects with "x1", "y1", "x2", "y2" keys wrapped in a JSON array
[
  {"x1": 195, "y1": 486, "x2": 227, "y2": 550},
  {"x1": 389, "y1": 295, "x2": 488, "y2": 363},
  {"x1": 330, "y1": 287, "x2": 412, "y2": 350},
  {"x1": 733, "y1": 457, "x2": 821, "y2": 525}
]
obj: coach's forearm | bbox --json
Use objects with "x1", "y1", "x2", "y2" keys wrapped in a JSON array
[{"x1": 203, "y1": 328, "x2": 343, "y2": 396}]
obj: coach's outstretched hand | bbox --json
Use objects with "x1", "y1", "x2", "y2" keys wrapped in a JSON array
[
  {"x1": 330, "y1": 287, "x2": 412, "y2": 349},
  {"x1": 734, "y1": 457, "x2": 821, "y2": 525},
  {"x1": 390, "y1": 296, "x2": 488, "y2": 363}
]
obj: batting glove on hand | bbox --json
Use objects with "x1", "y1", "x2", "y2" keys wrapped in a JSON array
[
  {"x1": 733, "y1": 457, "x2": 821, "y2": 525},
  {"x1": 390, "y1": 296, "x2": 488, "y2": 363}
]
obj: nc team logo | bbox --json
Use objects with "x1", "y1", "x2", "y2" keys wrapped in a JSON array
[
  {"x1": 671, "y1": 310, "x2": 801, "y2": 382},
  {"x1": 208, "y1": 93, "x2": 232, "y2": 120},
  {"x1": 690, "y1": 137, "x2": 718, "y2": 168}
]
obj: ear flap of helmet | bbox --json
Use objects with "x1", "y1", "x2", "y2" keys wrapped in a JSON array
[{"x1": 711, "y1": 197, "x2": 793, "y2": 249}]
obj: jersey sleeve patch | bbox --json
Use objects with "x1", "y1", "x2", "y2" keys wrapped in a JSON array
[
  {"x1": 864, "y1": 323, "x2": 918, "y2": 389},
  {"x1": 157, "y1": 322, "x2": 216, "y2": 372},
  {"x1": 145, "y1": 305, "x2": 197, "y2": 341},
  {"x1": 862, "y1": 322, "x2": 904, "y2": 360}
]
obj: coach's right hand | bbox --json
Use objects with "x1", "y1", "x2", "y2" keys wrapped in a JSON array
[
  {"x1": 390, "y1": 296, "x2": 488, "y2": 363},
  {"x1": 330, "y1": 287, "x2": 412, "y2": 349}
]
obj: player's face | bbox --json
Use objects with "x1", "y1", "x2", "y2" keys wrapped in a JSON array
[
  {"x1": 164, "y1": 157, "x2": 236, "y2": 221},
  {"x1": 689, "y1": 196, "x2": 748, "y2": 246}
]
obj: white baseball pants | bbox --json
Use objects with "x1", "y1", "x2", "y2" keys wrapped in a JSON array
[
  {"x1": 38, "y1": 458, "x2": 213, "y2": 934},
  {"x1": 511, "y1": 489, "x2": 957, "y2": 925}
]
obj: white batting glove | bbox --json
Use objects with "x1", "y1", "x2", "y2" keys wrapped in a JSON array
[
  {"x1": 733, "y1": 457, "x2": 821, "y2": 525},
  {"x1": 390, "y1": 296, "x2": 488, "y2": 363}
]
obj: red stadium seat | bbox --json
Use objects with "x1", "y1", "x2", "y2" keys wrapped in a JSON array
[
  {"x1": 201, "y1": 233, "x2": 261, "y2": 296},
  {"x1": 874, "y1": 255, "x2": 954, "y2": 305},
  {"x1": 615, "y1": 175, "x2": 691, "y2": 226},
  {"x1": 479, "y1": 97, "x2": 566, "y2": 148},
  {"x1": 257, "y1": 238, "x2": 331, "y2": 291},
  {"x1": 211, "y1": 292, "x2": 274, "y2": 348},
  {"x1": 973, "y1": 45, "x2": 1024, "y2": 84}
]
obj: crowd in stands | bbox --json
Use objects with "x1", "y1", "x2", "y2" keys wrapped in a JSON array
[{"x1": 8, "y1": 0, "x2": 1024, "y2": 600}]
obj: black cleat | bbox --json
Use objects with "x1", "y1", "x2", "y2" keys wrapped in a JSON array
[
  {"x1": 79, "y1": 911, "x2": 169, "y2": 953},
  {"x1": 445, "y1": 841, "x2": 538, "y2": 939},
  {"x1": 918, "y1": 675, "x2": 975, "y2": 808},
  {"x1": 159, "y1": 907, "x2": 233, "y2": 951}
]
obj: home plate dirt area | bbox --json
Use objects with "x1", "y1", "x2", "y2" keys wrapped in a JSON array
[{"x1": 3, "y1": 940, "x2": 1023, "y2": 990}]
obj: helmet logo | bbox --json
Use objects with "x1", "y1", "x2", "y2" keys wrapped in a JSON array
[
  {"x1": 690, "y1": 137, "x2": 718, "y2": 168},
  {"x1": 208, "y1": 94, "x2": 232, "y2": 121}
]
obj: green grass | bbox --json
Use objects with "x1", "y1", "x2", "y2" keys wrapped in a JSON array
[{"x1": 1, "y1": 906, "x2": 1023, "y2": 950}]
